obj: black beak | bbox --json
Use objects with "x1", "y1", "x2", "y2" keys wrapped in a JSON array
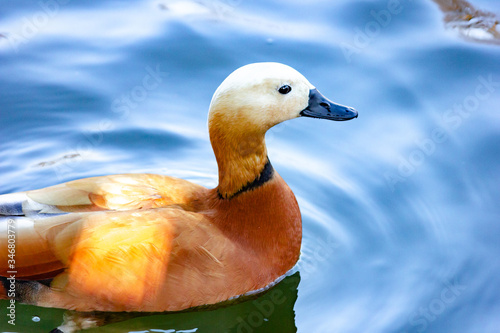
[{"x1": 300, "y1": 89, "x2": 358, "y2": 121}]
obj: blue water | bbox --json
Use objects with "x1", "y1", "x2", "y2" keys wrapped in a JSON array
[{"x1": 1, "y1": 0, "x2": 500, "y2": 332}]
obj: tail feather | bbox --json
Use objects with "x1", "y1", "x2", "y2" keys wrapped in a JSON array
[
  {"x1": 0, "y1": 192, "x2": 66, "y2": 218},
  {"x1": 0, "y1": 192, "x2": 26, "y2": 216},
  {"x1": 0, "y1": 275, "x2": 48, "y2": 304}
]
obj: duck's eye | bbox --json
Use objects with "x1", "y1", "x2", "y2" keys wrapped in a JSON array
[{"x1": 278, "y1": 85, "x2": 292, "y2": 94}]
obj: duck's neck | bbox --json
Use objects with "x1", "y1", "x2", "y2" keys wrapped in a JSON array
[{"x1": 210, "y1": 124, "x2": 270, "y2": 199}]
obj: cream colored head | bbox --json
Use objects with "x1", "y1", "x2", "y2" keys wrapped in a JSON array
[{"x1": 208, "y1": 62, "x2": 315, "y2": 134}]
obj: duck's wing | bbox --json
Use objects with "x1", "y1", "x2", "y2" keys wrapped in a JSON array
[
  {"x1": 40, "y1": 209, "x2": 179, "y2": 311},
  {"x1": 1, "y1": 207, "x2": 221, "y2": 311},
  {"x1": 0, "y1": 173, "x2": 208, "y2": 217}
]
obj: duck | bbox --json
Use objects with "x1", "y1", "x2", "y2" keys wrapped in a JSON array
[{"x1": 0, "y1": 62, "x2": 357, "y2": 313}]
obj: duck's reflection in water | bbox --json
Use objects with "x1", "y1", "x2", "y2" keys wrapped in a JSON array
[{"x1": 53, "y1": 272, "x2": 300, "y2": 332}]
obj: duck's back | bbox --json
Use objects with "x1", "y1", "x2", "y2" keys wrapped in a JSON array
[{"x1": 0, "y1": 173, "x2": 208, "y2": 216}]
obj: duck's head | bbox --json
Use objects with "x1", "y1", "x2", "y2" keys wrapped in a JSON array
[
  {"x1": 208, "y1": 62, "x2": 357, "y2": 138},
  {"x1": 208, "y1": 62, "x2": 357, "y2": 198}
]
